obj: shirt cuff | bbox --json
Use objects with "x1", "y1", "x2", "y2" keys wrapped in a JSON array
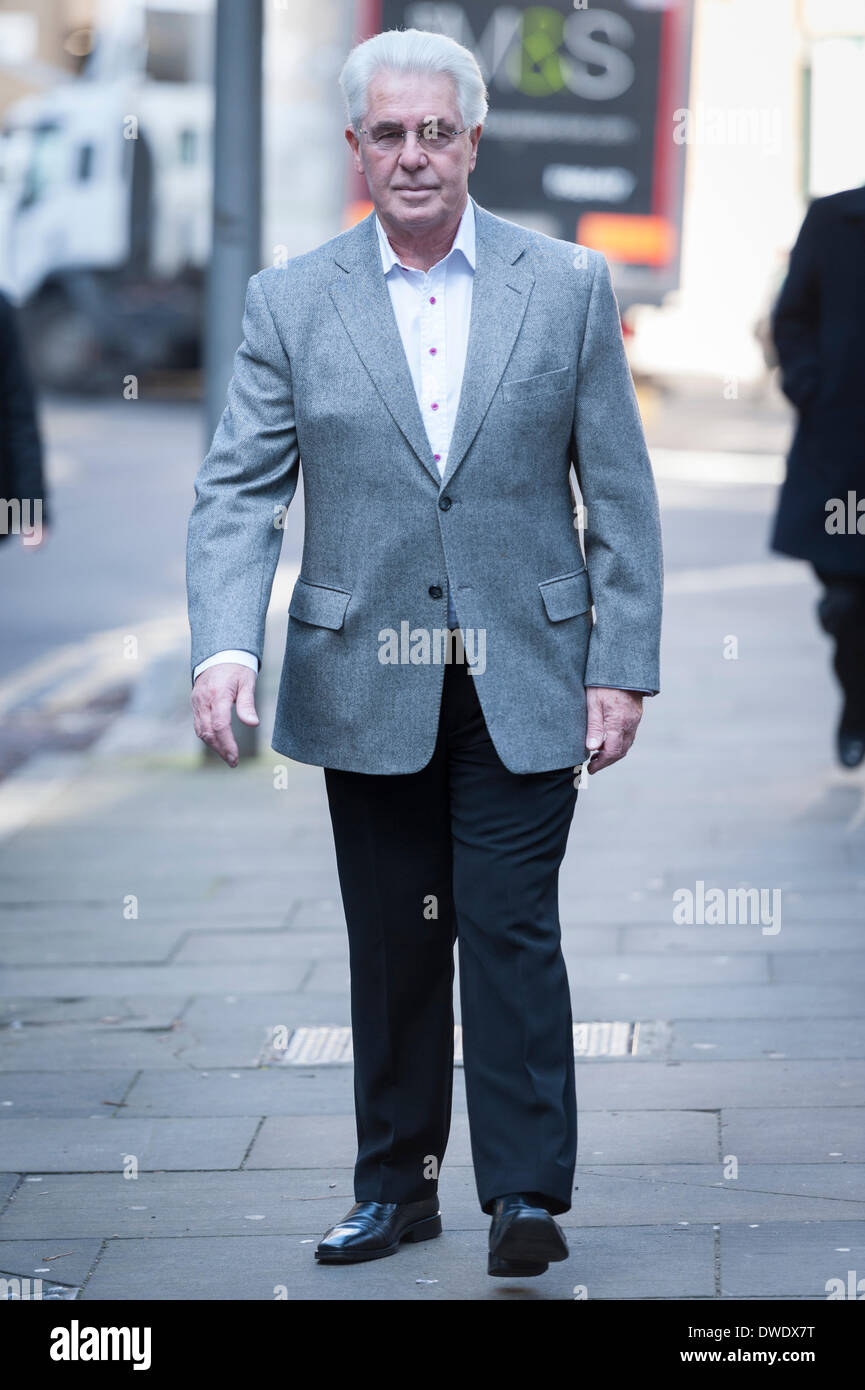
[
  {"x1": 585, "y1": 685, "x2": 655, "y2": 696},
  {"x1": 193, "y1": 650, "x2": 259, "y2": 682}
]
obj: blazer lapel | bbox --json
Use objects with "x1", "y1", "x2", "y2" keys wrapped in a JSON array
[
  {"x1": 328, "y1": 212, "x2": 441, "y2": 486},
  {"x1": 440, "y1": 200, "x2": 534, "y2": 491}
]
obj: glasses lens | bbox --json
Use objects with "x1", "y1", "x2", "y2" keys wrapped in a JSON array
[
  {"x1": 369, "y1": 127, "x2": 459, "y2": 151},
  {"x1": 419, "y1": 131, "x2": 452, "y2": 150}
]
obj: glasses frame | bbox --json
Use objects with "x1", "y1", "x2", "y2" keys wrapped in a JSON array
[{"x1": 357, "y1": 124, "x2": 469, "y2": 153}]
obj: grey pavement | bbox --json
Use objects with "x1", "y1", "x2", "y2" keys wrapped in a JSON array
[{"x1": 1, "y1": 385, "x2": 864, "y2": 1299}]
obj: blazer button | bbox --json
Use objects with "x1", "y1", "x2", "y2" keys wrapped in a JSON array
[
  {"x1": 438, "y1": 496, "x2": 452, "y2": 511},
  {"x1": 428, "y1": 585, "x2": 443, "y2": 599}
]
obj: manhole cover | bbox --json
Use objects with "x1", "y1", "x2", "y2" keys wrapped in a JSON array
[{"x1": 262, "y1": 1021, "x2": 670, "y2": 1066}]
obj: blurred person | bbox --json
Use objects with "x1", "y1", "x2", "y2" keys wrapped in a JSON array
[
  {"x1": 0, "y1": 290, "x2": 49, "y2": 549},
  {"x1": 187, "y1": 28, "x2": 662, "y2": 1277},
  {"x1": 771, "y1": 186, "x2": 865, "y2": 768}
]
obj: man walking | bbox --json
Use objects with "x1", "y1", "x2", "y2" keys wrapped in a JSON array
[
  {"x1": 187, "y1": 27, "x2": 662, "y2": 1277},
  {"x1": 771, "y1": 185, "x2": 865, "y2": 768}
]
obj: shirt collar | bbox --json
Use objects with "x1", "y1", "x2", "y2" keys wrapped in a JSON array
[{"x1": 375, "y1": 196, "x2": 476, "y2": 276}]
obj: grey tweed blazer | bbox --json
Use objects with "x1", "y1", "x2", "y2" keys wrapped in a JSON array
[{"x1": 186, "y1": 195, "x2": 663, "y2": 774}]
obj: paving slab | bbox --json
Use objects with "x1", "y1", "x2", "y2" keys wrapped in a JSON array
[
  {"x1": 0, "y1": 904, "x2": 290, "y2": 930},
  {"x1": 0, "y1": 1238, "x2": 101, "y2": 1286},
  {"x1": 562, "y1": 953, "x2": 769, "y2": 986},
  {"x1": 172, "y1": 930, "x2": 350, "y2": 964},
  {"x1": 0, "y1": 1073, "x2": 136, "y2": 1117},
  {"x1": 773, "y1": 953, "x2": 865, "y2": 986},
  {"x1": 720, "y1": 1108, "x2": 865, "y2": 1164},
  {"x1": 567, "y1": 985, "x2": 864, "y2": 1020},
  {"x1": 621, "y1": 924, "x2": 865, "y2": 953},
  {"x1": 121, "y1": 1066, "x2": 382, "y2": 1116},
  {"x1": 244, "y1": 1109, "x2": 719, "y2": 1170},
  {"x1": 172, "y1": 994, "x2": 353, "y2": 1067},
  {"x1": 0, "y1": 1030, "x2": 193, "y2": 1071},
  {"x1": 0, "y1": 927, "x2": 187, "y2": 965},
  {"x1": 0, "y1": 996, "x2": 186, "y2": 1027},
  {"x1": 0, "y1": 962, "x2": 310, "y2": 997},
  {"x1": 720, "y1": 1221, "x2": 865, "y2": 1298},
  {"x1": 0, "y1": 1118, "x2": 261, "y2": 1172},
  {"x1": 0, "y1": 1173, "x2": 19, "y2": 1208},
  {"x1": 575, "y1": 1059, "x2": 865, "y2": 1109},
  {"x1": 3, "y1": 1164, "x2": 864, "y2": 1242},
  {"x1": 670, "y1": 1018, "x2": 865, "y2": 1061},
  {"x1": 78, "y1": 1225, "x2": 715, "y2": 1301}
]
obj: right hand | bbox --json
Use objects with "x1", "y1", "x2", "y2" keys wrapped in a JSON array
[{"x1": 191, "y1": 663, "x2": 259, "y2": 767}]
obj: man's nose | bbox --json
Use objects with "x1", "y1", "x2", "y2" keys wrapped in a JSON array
[{"x1": 398, "y1": 132, "x2": 428, "y2": 168}]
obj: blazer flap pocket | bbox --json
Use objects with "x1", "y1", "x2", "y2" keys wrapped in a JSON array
[
  {"x1": 538, "y1": 568, "x2": 591, "y2": 622},
  {"x1": 289, "y1": 578, "x2": 351, "y2": 630},
  {"x1": 502, "y1": 366, "x2": 571, "y2": 404}
]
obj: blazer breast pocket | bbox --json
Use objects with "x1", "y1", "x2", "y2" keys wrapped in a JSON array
[
  {"x1": 288, "y1": 577, "x2": 351, "y2": 630},
  {"x1": 501, "y1": 366, "x2": 572, "y2": 405},
  {"x1": 538, "y1": 567, "x2": 592, "y2": 623}
]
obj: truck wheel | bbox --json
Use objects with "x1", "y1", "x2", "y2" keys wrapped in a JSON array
[{"x1": 22, "y1": 289, "x2": 110, "y2": 394}]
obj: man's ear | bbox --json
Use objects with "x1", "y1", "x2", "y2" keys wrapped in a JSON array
[
  {"x1": 468, "y1": 124, "x2": 482, "y2": 171},
  {"x1": 345, "y1": 126, "x2": 363, "y2": 174}
]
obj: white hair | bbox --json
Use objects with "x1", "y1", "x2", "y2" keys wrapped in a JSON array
[{"x1": 338, "y1": 27, "x2": 489, "y2": 133}]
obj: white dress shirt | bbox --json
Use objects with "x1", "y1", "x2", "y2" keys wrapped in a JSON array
[{"x1": 375, "y1": 195, "x2": 475, "y2": 627}]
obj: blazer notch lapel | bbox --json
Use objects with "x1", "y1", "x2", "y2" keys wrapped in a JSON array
[
  {"x1": 328, "y1": 224, "x2": 441, "y2": 487},
  {"x1": 440, "y1": 230, "x2": 534, "y2": 491}
]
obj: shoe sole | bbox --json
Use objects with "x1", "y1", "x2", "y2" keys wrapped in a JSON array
[
  {"x1": 488, "y1": 1254, "x2": 550, "y2": 1278},
  {"x1": 314, "y1": 1212, "x2": 442, "y2": 1264},
  {"x1": 489, "y1": 1213, "x2": 569, "y2": 1272}
]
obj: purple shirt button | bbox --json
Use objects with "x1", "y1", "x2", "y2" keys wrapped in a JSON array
[
  {"x1": 429, "y1": 296, "x2": 436, "y2": 304},
  {"x1": 431, "y1": 402, "x2": 439, "y2": 410}
]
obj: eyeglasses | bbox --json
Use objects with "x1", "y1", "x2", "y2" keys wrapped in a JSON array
[{"x1": 358, "y1": 123, "x2": 468, "y2": 153}]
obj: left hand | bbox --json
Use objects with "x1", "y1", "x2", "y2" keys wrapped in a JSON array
[{"x1": 585, "y1": 687, "x2": 643, "y2": 774}]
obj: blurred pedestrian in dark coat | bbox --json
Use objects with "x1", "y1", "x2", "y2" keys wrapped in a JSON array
[
  {"x1": 0, "y1": 289, "x2": 49, "y2": 548},
  {"x1": 771, "y1": 185, "x2": 865, "y2": 767}
]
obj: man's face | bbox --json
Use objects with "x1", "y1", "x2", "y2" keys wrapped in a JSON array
[{"x1": 346, "y1": 69, "x2": 480, "y2": 234}]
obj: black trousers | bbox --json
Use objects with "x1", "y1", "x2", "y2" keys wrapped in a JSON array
[
  {"x1": 815, "y1": 568, "x2": 865, "y2": 729},
  {"x1": 323, "y1": 656, "x2": 579, "y2": 1216}
]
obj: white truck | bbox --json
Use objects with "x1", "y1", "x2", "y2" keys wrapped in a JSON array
[{"x1": 0, "y1": 0, "x2": 212, "y2": 389}]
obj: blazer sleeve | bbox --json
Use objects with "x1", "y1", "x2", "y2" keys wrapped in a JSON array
[
  {"x1": 570, "y1": 251, "x2": 663, "y2": 695},
  {"x1": 186, "y1": 271, "x2": 300, "y2": 677},
  {"x1": 771, "y1": 201, "x2": 822, "y2": 411}
]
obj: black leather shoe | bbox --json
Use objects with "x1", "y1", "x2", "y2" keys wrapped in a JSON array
[
  {"x1": 488, "y1": 1193, "x2": 569, "y2": 1277},
  {"x1": 315, "y1": 1198, "x2": 442, "y2": 1264}
]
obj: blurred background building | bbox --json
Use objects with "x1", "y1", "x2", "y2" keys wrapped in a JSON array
[{"x1": 0, "y1": 0, "x2": 863, "y2": 392}]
